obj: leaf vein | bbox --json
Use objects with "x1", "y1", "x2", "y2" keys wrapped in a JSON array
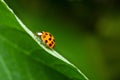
[{"x1": 0, "y1": 55, "x2": 13, "y2": 80}]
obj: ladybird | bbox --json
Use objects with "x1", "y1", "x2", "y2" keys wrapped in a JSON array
[{"x1": 36, "y1": 31, "x2": 55, "y2": 49}]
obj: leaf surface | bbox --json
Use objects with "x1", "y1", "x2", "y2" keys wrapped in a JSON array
[{"x1": 0, "y1": 0, "x2": 88, "y2": 80}]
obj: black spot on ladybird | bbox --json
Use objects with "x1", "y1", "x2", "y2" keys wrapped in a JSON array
[
  {"x1": 43, "y1": 35, "x2": 46, "y2": 38},
  {"x1": 51, "y1": 41, "x2": 53, "y2": 44},
  {"x1": 49, "y1": 44, "x2": 52, "y2": 46},
  {"x1": 49, "y1": 38, "x2": 51, "y2": 40},
  {"x1": 49, "y1": 34, "x2": 52, "y2": 37},
  {"x1": 45, "y1": 33, "x2": 48, "y2": 35},
  {"x1": 45, "y1": 40, "x2": 48, "y2": 43}
]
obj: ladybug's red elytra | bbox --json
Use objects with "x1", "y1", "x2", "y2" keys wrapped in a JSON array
[{"x1": 36, "y1": 31, "x2": 55, "y2": 49}]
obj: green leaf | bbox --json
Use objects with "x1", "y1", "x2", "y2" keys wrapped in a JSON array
[{"x1": 0, "y1": 0, "x2": 88, "y2": 80}]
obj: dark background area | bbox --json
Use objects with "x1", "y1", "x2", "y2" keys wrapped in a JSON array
[{"x1": 4, "y1": 0, "x2": 120, "y2": 80}]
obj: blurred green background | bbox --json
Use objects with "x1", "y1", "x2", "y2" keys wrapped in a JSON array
[{"x1": 4, "y1": 0, "x2": 120, "y2": 80}]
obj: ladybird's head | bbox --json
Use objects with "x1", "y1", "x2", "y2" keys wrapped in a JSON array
[{"x1": 36, "y1": 32, "x2": 42, "y2": 36}]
